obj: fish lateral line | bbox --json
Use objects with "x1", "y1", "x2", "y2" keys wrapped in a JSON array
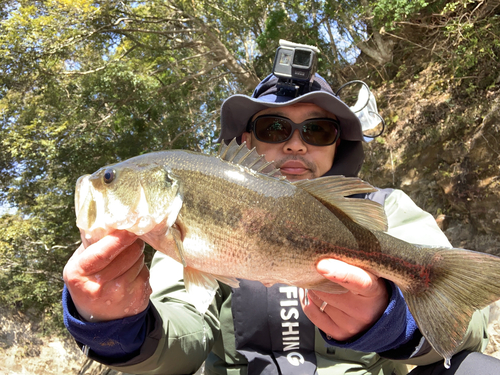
[
  {"x1": 74, "y1": 143, "x2": 500, "y2": 364},
  {"x1": 315, "y1": 243, "x2": 430, "y2": 275}
]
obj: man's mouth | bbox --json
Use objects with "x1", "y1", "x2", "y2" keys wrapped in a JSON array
[{"x1": 279, "y1": 160, "x2": 310, "y2": 175}]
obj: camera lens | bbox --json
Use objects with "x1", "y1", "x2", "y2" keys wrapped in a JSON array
[
  {"x1": 279, "y1": 51, "x2": 292, "y2": 65},
  {"x1": 293, "y1": 50, "x2": 311, "y2": 67}
]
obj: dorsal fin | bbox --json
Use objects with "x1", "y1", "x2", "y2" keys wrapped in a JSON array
[
  {"x1": 218, "y1": 138, "x2": 284, "y2": 179},
  {"x1": 293, "y1": 176, "x2": 388, "y2": 232}
]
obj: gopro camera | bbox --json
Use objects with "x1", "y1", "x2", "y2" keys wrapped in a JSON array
[{"x1": 272, "y1": 40, "x2": 319, "y2": 97}]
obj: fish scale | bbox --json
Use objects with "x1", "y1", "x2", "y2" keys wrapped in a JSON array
[{"x1": 75, "y1": 138, "x2": 500, "y2": 367}]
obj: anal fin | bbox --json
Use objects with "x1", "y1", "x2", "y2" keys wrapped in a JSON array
[
  {"x1": 212, "y1": 274, "x2": 240, "y2": 288},
  {"x1": 307, "y1": 279, "x2": 349, "y2": 294}
]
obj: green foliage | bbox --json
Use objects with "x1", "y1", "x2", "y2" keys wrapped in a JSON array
[
  {"x1": 255, "y1": 5, "x2": 325, "y2": 76},
  {"x1": 1, "y1": 0, "x2": 499, "y2": 336},
  {"x1": 0, "y1": 0, "x2": 231, "y2": 331},
  {"x1": 255, "y1": 1, "x2": 363, "y2": 79},
  {"x1": 256, "y1": 9, "x2": 288, "y2": 49},
  {"x1": 0, "y1": 213, "x2": 71, "y2": 333},
  {"x1": 372, "y1": 0, "x2": 430, "y2": 30},
  {"x1": 440, "y1": 3, "x2": 500, "y2": 84}
]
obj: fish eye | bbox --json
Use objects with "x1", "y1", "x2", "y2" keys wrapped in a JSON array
[{"x1": 103, "y1": 169, "x2": 116, "y2": 184}]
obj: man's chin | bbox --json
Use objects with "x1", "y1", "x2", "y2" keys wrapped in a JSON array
[{"x1": 282, "y1": 172, "x2": 315, "y2": 181}]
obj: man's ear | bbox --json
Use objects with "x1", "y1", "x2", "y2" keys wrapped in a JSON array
[{"x1": 241, "y1": 132, "x2": 252, "y2": 149}]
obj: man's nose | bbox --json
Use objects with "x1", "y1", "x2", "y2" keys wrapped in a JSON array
[{"x1": 283, "y1": 130, "x2": 307, "y2": 153}]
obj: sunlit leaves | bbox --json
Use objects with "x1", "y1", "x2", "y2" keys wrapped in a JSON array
[
  {"x1": 372, "y1": 0, "x2": 429, "y2": 31},
  {"x1": 2, "y1": 0, "x2": 498, "y2": 334},
  {"x1": 0, "y1": 0, "x2": 399, "y2": 326},
  {"x1": 0, "y1": 213, "x2": 71, "y2": 332}
]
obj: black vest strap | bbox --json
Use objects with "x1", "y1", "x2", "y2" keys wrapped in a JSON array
[{"x1": 231, "y1": 280, "x2": 318, "y2": 375}]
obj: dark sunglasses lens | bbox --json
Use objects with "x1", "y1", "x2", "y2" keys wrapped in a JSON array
[
  {"x1": 301, "y1": 120, "x2": 338, "y2": 145},
  {"x1": 254, "y1": 117, "x2": 292, "y2": 143}
]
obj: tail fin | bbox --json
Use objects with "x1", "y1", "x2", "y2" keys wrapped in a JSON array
[{"x1": 402, "y1": 248, "x2": 500, "y2": 367}]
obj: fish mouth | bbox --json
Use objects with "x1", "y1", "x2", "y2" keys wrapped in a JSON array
[{"x1": 75, "y1": 186, "x2": 171, "y2": 241}]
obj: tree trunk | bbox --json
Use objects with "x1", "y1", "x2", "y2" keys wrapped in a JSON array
[
  {"x1": 201, "y1": 25, "x2": 261, "y2": 91},
  {"x1": 354, "y1": 0, "x2": 395, "y2": 64},
  {"x1": 356, "y1": 30, "x2": 395, "y2": 65}
]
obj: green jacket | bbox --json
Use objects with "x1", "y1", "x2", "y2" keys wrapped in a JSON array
[{"x1": 109, "y1": 190, "x2": 490, "y2": 375}]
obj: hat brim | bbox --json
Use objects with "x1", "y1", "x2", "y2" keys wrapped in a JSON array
[{"x1": 219, "y1": 91, "x2": 364, "y2": 142}]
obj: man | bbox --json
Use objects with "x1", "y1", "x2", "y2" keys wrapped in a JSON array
[{"x1": 63, "y1": 73, "x2": 498, "y2": 374}]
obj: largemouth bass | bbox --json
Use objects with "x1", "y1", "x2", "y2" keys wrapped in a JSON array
[{"x1": 75, "y1": 139, "x2": 500, "y2": 366}]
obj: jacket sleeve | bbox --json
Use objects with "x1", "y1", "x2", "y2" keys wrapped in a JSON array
[
  {"x1": 101, "y1": 252, "x2": 223, "y2": 375},
  {"x1": 383, "y1": 189, "x2": 452, "y2": 247},
  {"x1": 62, "y1": 286, "x2": 158, "y2": 362},
  {"x1": 63, "y1": 251, "x2": 223, "y2": 375}
]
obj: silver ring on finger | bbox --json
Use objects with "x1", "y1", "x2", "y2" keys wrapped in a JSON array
[{"x1": 319, "y1": 301, "x2": 328, "y2": 313}]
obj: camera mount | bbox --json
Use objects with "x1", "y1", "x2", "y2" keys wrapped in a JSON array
[{"x1": 272, "y1": 40, "x2": 319, "y2": 97}]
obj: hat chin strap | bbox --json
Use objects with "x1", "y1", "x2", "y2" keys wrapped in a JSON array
[{"x1": 325, "y1": 140, "x2": 364, "y2": 178}]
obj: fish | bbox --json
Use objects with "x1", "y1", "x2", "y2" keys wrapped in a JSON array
[{"x1": 75, "y1": 138, "x2": 500, "y2": 367}]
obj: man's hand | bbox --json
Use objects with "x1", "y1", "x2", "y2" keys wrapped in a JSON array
[
  {"x1": 63, "y1": 231, "x2": 152, "y2": 322},
  {"x1": 301, "y1": 259, "x2": 389, "y2": 341}
]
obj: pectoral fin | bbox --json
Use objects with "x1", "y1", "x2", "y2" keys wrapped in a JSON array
[
  {"x1": 212, "y1": 274, "x2": 240, "y2": 288},
  {"x1": 169, "y1": 224, "x2": 187, "y2": 267}
]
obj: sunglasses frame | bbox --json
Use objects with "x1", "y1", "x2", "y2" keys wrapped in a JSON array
[{"x1": 247, "y1": 115, "x2": 341, "y2": 146}]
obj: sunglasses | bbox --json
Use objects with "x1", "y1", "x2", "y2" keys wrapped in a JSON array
[{"x1": 247, "y1": 115, "x2": 341, "y2": 146}]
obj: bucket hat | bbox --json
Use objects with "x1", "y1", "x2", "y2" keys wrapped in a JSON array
[
  {"x1": 218, "y1": 73, "x2": 365, "y2": 177},
  {"x1": 219, "y1": 74, "x2": 364, "y2": 142}
]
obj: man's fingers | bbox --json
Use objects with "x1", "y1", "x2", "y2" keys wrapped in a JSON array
[
  {"x1": 301, "y1": 290, "x2": 354, "y2": 341},
  {"x1": 121, "y1": 252, "x2": 148, "y2": 288},
  {"x1": 77, "y1": 231, "x2": 139, "y2": 275},
  {"x1": 100, "y1": 253, "x2": 149, "y2": 301},
  {"x1": 92, "y1": 239, "x2": 145, "y2": 283},
  {"x1": 316, "y1": 259, "x2": 379, "y2": 295},
  {"x1": 305, "y1": 259, "x2": 390, "y2": 341},
  {"x1": 63, "y1": 231, "x2": 152, "y2": 322},
  {"x1": 303, "y1": 287, "x2": 388, "y2": 341},
  {"x1": 109, "y1": 261, "x2": 152, "y2": 318}
]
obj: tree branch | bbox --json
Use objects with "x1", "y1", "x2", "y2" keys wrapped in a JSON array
[{"x1": 105, "y1": 27, "x2": 202, "y2": 36}]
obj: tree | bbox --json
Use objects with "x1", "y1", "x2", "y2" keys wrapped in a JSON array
[
  {"x1": 2, "y1": 0, "x2": 498, "y2": 333},
  {"x1": 0, "y1": 0, "x2": 273, "y2": 324}
]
